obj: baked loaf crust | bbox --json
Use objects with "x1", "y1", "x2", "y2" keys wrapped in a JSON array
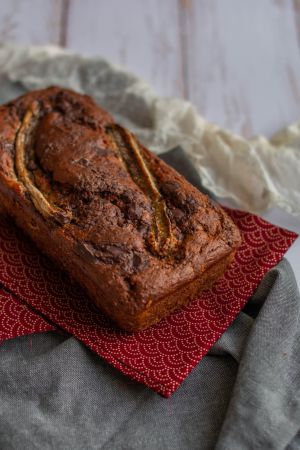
[{"x1": 0, "y1": 87, "x2": 241, "y2": 331}]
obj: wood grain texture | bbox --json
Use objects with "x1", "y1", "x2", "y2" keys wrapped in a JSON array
[
  {"x1": 180, "y1": 0, "x2": 300, "y2": 137},
  {"x1": 0, "y1": 0, "x2": 64, "y2": 45},
  {"x1": 293, "y1": 0, "x2": 300, "y2": 51},
  {"x1": 59, "y1": 0, "x2": 71, "y2": 46},
  {"x1": 65, "y1": 0, "x2": 183, "y2": 97}
]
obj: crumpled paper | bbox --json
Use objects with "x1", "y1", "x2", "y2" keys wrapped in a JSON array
[{"x1": 0, "y1": 43, "x2": 299, "y2": 216}]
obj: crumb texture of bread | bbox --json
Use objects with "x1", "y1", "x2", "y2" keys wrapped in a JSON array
[{"x1": 0, "y1": 87, "x2": 241, "y2": 331}]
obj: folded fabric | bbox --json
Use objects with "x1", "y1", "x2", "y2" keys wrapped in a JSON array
[
  {"x1": 0, "y1": 256, "x2": 299, "y2": 450},
  {"x1": 0, "y1": 286, "x2": 54, "y2": 342},
  {"x1": 0, "y1": 149, "x2": 297, "y2": 396}
]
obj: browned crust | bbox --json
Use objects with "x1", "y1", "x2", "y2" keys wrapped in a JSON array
[
  {"x1": 0, "y1": 87, "x2": 241, "y2": 331},
  {"x1": 121, "y1": 253, "x2": 236, "y2": 331}
]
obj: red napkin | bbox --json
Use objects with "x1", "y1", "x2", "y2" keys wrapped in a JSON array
[
  {"x1": 0, "y1": 210, "x2": 297, "y2": 397},
  {"x1": 0, "y1": 287, "x2": 54, "y2": 343}
]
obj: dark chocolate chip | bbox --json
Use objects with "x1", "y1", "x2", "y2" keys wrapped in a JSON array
[
  {"x1": 161, "y1": 181, "x2": 180, "y2": 194},
  {"x1": 132, "y1": 253, "x2": 143, "y2": 269},
  {"x1": 185, "y1": 194, "x2": 199, "y2": 213},
  {"x1": 27, "y1": 160, "x2": 37, "y2": 171},
  {"x1": 106, "y1": 245, "x2": 124, "y2": 259},
  {"x1": 78, "y1": 158, "x2": 91, "y2": 167},
  {"x1": 171, "y1": 208, "x2": 185, "y2": 222}
]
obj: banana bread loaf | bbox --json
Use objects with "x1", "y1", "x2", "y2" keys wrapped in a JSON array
[{"x1": 0, "y1": 87, "x2": 241, "y2": 331}]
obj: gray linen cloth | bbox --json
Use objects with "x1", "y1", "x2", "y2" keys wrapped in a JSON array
[{"x1": 0, "y1": 149, "x2": 299, "y2": 450}]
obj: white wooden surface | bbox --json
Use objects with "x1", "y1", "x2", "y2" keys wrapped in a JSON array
[{"x1": 0, "y1": 0, "x2": 299, "y2": 285}]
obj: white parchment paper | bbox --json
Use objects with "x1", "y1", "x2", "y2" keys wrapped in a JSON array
[{"x1": 0, "y1": 43, "x2": 299, "y2": 216}]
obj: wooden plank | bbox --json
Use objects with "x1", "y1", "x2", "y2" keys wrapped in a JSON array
[
  {"x1": 0, "y1": 0, "x2": 63, "y2": 45},
  {"x1": 180, "y1": 0, "x2": 300, "y2": 137},
  {"x1": 293, "y1": 0, "x2": 300, "y2": 52},
  {"x1": 65, "y1": 0, "x2": 183, "y2": 97}
]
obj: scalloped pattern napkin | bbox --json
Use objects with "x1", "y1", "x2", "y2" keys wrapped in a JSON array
[
  {"x1": 0, "y1": 210, "x2": 297, "y2": 396},
  {"x1": 0, "y1": 286, "x2": 54, "y2": 343}
]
